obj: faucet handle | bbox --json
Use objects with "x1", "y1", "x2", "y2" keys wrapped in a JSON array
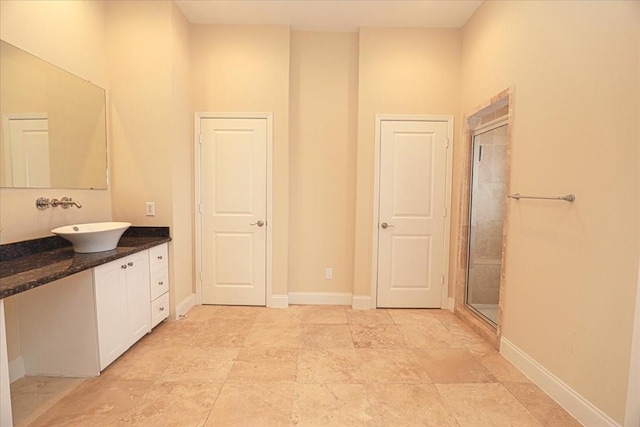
[
  {"x1": 36, "y1": 197, "x2": 51, "y2": 210},
  {"x1": 60, "y1": 197, "x2": 72, "y2": 208}
]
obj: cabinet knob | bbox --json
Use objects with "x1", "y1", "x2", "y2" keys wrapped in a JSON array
[
  {"x1": 158, "y1": 281, "x2": 164, "y2": 286},
  {"x1": 157, "y1": 255, "x2": 163, "y2": 260},
  {"x1": 159, "y1": 307, "x2": 165, "y2": 312},
  {"x1": 121, "y1": 265, "x2": 127, "y2": 269},
  {"x1": 128, "y1": 262, "x2": 133, "y2": 267}
]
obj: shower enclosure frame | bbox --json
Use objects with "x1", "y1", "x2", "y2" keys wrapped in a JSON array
[
  {"x1": 465, "y1": 118, "x2": 508, "y2": 324},
  {"x1": 454, "y1": 88, "x2": 513, "y2": 349}
]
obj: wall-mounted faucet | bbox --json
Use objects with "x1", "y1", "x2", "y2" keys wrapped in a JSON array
[{"x1": 36, "y1": 197, "x2": 83, "y2": 210}]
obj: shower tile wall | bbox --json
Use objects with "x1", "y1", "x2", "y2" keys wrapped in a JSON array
[{"x1": 468, "y1": 125, "x2": 507, "y2": 305}]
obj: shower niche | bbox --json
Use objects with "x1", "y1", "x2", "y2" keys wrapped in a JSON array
[{"x1": 455, "y1": 89, "x2": 512, "y2": 347}]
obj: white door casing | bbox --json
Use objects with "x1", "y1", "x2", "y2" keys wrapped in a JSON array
[
  {"x1": 373, "y1": 116, "x2": 453, "y2": 308},
  {"x1": 197, "y1": 114, "x2": 272, "y2": 306}
]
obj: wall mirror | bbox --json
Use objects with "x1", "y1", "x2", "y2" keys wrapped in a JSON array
[{"x1": 0, "y1": 40, "x2": 107, "y2": 189}]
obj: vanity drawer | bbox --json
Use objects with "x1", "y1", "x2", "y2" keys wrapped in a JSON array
[
  {"x1": 150, "y1": 268, "x2": 169, "y2": 301},
  {"x1": 151, "y1": 292, "x2": 170, "y2": 328},
  {"x1": 149, "y1": 243, "x2": 168, "y2": 273}
]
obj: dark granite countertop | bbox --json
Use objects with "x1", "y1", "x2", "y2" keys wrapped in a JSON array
[{"x1": 0, "y1": 227, "x2": 171, "y2": 300}]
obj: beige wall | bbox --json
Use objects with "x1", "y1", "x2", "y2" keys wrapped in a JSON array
[
  {"x1": 461, "y1": 1, "x2": 640, "y2": 423},
  {"x1": 106, "y1": 0, "x2": 193, "y2": 316},
  {"x1": 354, "y1": 28, "x2": 462, "y2": 298},
  {"x1": 0, "y1": 0, "x2": 110, "y2": 363},
  {"x1": 191, "y1": 25, "x2": 291, "y2": 296},
  {"x1": 634, "y1": 34, "x2": 640, "y2": 427},
  {"x1": 169, "y1": 2, "x2": 195, "y2": 309},
  {"x1": 0, "y1": 0, "x2": 111, "y2": 244},
  {"x1": 107, "y1": 1, "x2": 173, "y2": 226},
  {"x1": 0, "y1": 0, "x2": 107, "y2": 89},
  {"x1": 289, "y1": 31, "x2": 358, "y2": 295}
]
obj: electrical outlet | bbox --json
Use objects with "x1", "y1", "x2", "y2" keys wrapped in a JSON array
[
  {"x1": 325, "y1": 268, "x2": 333, "y2": 280},
  {"x1": 145, "y1": 202, "x2": 155, "y2": 216}
]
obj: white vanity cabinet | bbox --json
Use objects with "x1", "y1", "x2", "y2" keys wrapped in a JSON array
[
  {"x1": 94, "y1": 250, "x2": 151, "y2": 370},
  {"x1": 9, "y1": 242, "x2": 169, "y2": 380},
  {"x1": 149, "y1": 243, "x2": 170, "y2": 328},
  {"x1": 3, "y1": 231, "x2": 171, "y2": 427}
]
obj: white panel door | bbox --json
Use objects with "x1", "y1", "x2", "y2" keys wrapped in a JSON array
[
  {"x1": 7, "y1": 118, "x2": 50, "y2": 187},
  {"x1": 377, "y1": 120, "x2": 448, "y2": 308},
  {"x1": 201, "y1": 118, "x2": 267, "y2": 306}
]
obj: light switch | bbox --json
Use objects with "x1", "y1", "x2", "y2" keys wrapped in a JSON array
[{"x1": 146, "y1": 202, "x2": 155, "y2": 216}]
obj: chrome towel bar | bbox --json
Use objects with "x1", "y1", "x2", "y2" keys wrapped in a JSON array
[{"x1": 508, "y1": 193, "x2": 576, "y2": 202}]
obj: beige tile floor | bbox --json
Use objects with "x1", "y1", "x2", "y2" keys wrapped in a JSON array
[{"x1": 11, "y1": 305, "x2": 582, "y2": 426}]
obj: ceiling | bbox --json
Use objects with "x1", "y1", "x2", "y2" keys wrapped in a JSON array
[{"x1": 174, "y1": 1, "x2": 484, "y2": 32}]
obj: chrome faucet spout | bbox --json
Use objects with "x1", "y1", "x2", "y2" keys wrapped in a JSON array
[{"x1": 59, "y1": 197, "x2": 82, "y2": 208}]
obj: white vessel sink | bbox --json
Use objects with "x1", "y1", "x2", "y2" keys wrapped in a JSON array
[{"x1": 52, "y1": 222, "x2": 131, "y2": 253}]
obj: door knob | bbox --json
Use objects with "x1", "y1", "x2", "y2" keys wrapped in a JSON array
[
  {"x1": 250, "y1": 220, "x2": 265, "y2": 227},
  {"x1": 380, "y1": 222, "x2": 394, "y2": 229}
]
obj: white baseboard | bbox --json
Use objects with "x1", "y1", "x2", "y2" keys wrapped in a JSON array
[
  {"x1": 352, "y1": 296, "x2": 373, "y2": 310},
  {"x1": 174, "y1": 293, "x2": 196, "y2": 320},
  {"x1": 288, "y1": 292, "x2": 353, "y2": 306},
  {"x1": 500, "y1": 337, "x2": 620, "y2": 427},
  {"x1": 9, "y1": 356, "x2": 25, "y2": 383},
  {"x1": 446, "y1": 297, "x2": 455, "y2": 311},
  {"x1": 269, "y1": 294, "x2": 289, "y2": 308}
]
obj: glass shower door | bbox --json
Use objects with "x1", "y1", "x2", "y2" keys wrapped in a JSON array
[{"x1": 466, "y1": 123, "x2": 508, "y2": 325}]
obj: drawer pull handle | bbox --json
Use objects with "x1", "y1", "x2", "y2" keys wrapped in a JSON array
[
  {"x1": 159, "y1": 307, "x2": 165, "y2": 312},
  {"x1": 128, "y1": 262, "x2": 133, "y2": 267},
  {"x1": 157, "y1": 255, "x2": 163, "y2": 260}
]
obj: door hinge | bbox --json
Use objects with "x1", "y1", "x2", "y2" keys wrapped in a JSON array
[
  {"x1": 446, "y1": 138, "x2": 450, "y2": 148},
  {"x1": 199, "y1": 271, "x2": 203, "y2": 281},
  {"x1": 440, "y1": 275, "x2": 445, "y2": 286},
  {"x1": 199, "y1": 134, "x2": 203, "y2": 145},
  {"x1": 443, "y1": 206, "x2": 447, "y2": 217},
  {"x1": 198, "y1": 203, "x2": 203, "y2": 214}
]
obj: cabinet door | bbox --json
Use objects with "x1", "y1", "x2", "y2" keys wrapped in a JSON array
[
  {"x1": 124, "y1": 250, "x2": 151, "y2": 348},
  {"x1": 94, "y1": 259, "x2": 127, "y2": 370}
]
